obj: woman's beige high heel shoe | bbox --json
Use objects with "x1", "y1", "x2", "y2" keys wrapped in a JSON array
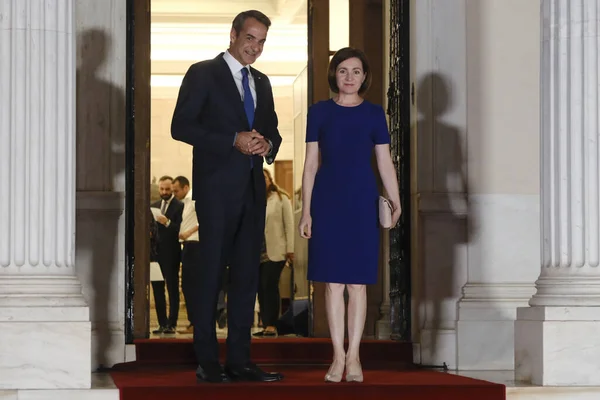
[
  {"x1": 324, "y1": 359, "x2": 345, "y2": 383},
  {"x1": 345, "y1": 359, "x2": 363, "y2": 383}
]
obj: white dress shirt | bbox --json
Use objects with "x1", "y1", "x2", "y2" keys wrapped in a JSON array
[
  {"x1": 223, "y1": 50, "x2": 257, "y2": 109},
  {"x1": 223, "y1": 50, "x2": 273, "y2": 158},
  {"x1": 179, "y1": 197, "x2": 199, "y2": 242}
]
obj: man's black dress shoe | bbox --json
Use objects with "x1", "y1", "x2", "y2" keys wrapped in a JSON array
[
  {"x1": 163, "y1": 326, "x2": 175, "y2": 334},
  {"x1": 152, "y1": 326, "x2": 166, "y2": 334},
  {"x1": 252, "y1": 330, "x2": 277, "y2": 337},
  {"x1": 196, "y1": 363, "x2": 231, "y2": 383},
  {"x1": 224, "y1": 363, "x2": 283, "y2": 382}
]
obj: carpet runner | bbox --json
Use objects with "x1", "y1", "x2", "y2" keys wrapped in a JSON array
[{"x1": 110, "y1": 338, "x2": 505, "y2": 400}]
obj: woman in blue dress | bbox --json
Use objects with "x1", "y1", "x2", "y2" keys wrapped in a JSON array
[{"x1": 299, "y1": 48, "x2": 401, "y2": 383}]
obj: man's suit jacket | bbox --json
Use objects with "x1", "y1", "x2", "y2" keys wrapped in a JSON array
[
  {"x1": 170, "y1": 53, "x2": 282, "y2": 206},
  {"x1": 151, "y1": 198, "x2": 184, "y2": 265}
]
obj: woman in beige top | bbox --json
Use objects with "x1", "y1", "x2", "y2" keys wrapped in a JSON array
[{"x1": 254, "y1": 169, "x2": 295, "y2": 336}]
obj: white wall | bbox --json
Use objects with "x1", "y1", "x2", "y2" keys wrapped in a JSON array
[
  {"x1": 459, "y1": 0, "x2": 540, "y2": 371},
  {"x1": 412, "y1": 0, "x2": 541, "y2": 370},
  {"x1": 75, "y1": 0, "x2": 127, "y2": 369}
]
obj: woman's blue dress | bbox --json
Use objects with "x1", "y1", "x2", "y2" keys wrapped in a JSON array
[{"x1": 306, "y1": 99, "x2": 390, "y2": 285}]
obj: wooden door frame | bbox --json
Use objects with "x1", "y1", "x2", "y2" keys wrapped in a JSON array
[
  {"x1": 125, "y1": 0, "x2": 151, "y2": 342},
  {"x1": 273, "y1": 160, "x2": 294, "y2": 202},
  {"x1": 307, "y1": 0, "x2": 330, "y2": 338}
]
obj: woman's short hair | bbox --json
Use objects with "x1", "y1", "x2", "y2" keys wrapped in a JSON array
[{"x1": 327, "y1": 47, "x2": 372, "y2": 95}]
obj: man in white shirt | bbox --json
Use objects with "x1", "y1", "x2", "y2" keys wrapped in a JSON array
[{"x1": 173, "y1": 176, "x2": 198, "y2": 334}]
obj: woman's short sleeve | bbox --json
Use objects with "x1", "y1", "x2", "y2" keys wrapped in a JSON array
[
  {"x1": 305, "y1": 104, "x2": 321, "y2": 143},
  {"x1": 373, "y1": 105, "x2": 391, "y2": 145}
]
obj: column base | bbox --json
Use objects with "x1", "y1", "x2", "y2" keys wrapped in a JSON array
[
  {"x1": 457, "y1": 283, "x2": 535, "y2": 370},
  {"x1": 0, "y1": 373, "x2": 119, "y2": 399},
  {"x1": 0, "y1": 276, "x2": 91, "y2": 389},
  {"x1": 0, "y1": 320, "x2": 91, "y2": 389},
  {"x1": 515, "y1": 306, "x2": 600, "y2": 386}
]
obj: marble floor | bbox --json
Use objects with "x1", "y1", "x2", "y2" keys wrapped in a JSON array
[
  {"x1": 450, "y1": 371, "x2": 600, "y2": 399},
  {"x1": 1, "y1": 366, "x2": 598, "y2": 400},
  {"x1": 0, "y1": 373, "x2": 119, "y2": 400}
]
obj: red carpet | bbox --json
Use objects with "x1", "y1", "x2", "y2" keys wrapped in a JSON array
[{"x1": 110, "y1": 339, "x2": 505, "y2": 400}]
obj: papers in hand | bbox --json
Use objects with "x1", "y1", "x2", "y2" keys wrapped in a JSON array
[
  {"x1": 150, "y1": 207, "x2": 162, "y2": 221},
  {"x1": 150, "y1": 262, "x2": 164, "y2": 281}
]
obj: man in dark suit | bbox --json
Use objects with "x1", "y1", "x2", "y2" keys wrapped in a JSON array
[
  {"x1": 171, "y1": 10, "x2": 283, "y2": 383},
  {"x1": 150, "y1": 176, "x2": 184, "y2": 334}
]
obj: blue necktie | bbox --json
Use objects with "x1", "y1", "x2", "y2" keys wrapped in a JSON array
[
  {"x1": 241, "y1": 68, "x2": 254, "y2": 128},
  {"x1": 241, "y1": 68, "x2": 254, "y2": 168}
]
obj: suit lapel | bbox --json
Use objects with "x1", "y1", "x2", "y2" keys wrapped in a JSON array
[
  {"x1": 165, "y1": 200, "x2": 174, "y2": 218},
  {"x1": 215, "y1": 54, "x2": 249, "y2": 128}
]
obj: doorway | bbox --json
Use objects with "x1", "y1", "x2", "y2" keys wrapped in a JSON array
[{"x1": 125, "y1": 0, "x2": 411, "y2": 342}]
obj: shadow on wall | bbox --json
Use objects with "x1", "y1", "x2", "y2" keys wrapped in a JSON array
[
  {"x1": 414, "y1": 73, "x2": 476, "y2": 366},
  {"x1": 76, "y1": 28, "x2": 126, "y2": 370}
]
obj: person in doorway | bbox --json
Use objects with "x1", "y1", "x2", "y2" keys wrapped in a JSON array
[
  {"x1": 298, "y1": 48, "x2": 401, "y2": 383},
  {"x1": 254, "y1": 169, "x2": 294, "y2": 337},
  {"x1": 171, "y1": 10, "x2": 283, "y2": 383},
  {"x1": 172, "y1": 176, "x2": 198, "y2": 335},
  {"x1": 150, "y1": 176, "x2": 184, "y2": 334},
  {"x1": 149, "y1": 209, "x2": 159, "y2": 269},
  {"x1": 173, "y1": 176, "x2": 228, "y2": 333}
]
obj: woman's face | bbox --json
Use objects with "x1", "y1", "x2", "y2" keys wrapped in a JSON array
[
  {"x1": 336, "y1": 57, "x2": 366, "y2": 96},
  {"x1": 264, "y1": 171, "x2": 272, "y2": 188}
]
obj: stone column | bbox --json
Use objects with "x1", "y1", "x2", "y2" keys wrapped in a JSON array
[
  {"x1": 0, "y1": 0, "x2": 91, "y2": 389},
  {"x1": 515, "y1": 0, "x2": 600, "y2": 386}
]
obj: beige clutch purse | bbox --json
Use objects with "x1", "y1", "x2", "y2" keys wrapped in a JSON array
[{"x1": 379, "y1": 196, "x2": 393, "y2": 229}]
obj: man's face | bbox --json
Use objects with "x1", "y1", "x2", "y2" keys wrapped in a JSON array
[
  {"x1": 229, "y1": 17, "x2": 268, "y2": 66},
  {"x1": 172, "y1": 181, "x2": 189, "y2": 201},
  {"x1": 158, "y1": 179, "x2": 173, "y2": 200}
]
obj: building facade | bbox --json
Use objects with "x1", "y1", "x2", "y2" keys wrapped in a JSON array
[{"x1": 0, "y1": 0, "x2": 599, "y2": 396}]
